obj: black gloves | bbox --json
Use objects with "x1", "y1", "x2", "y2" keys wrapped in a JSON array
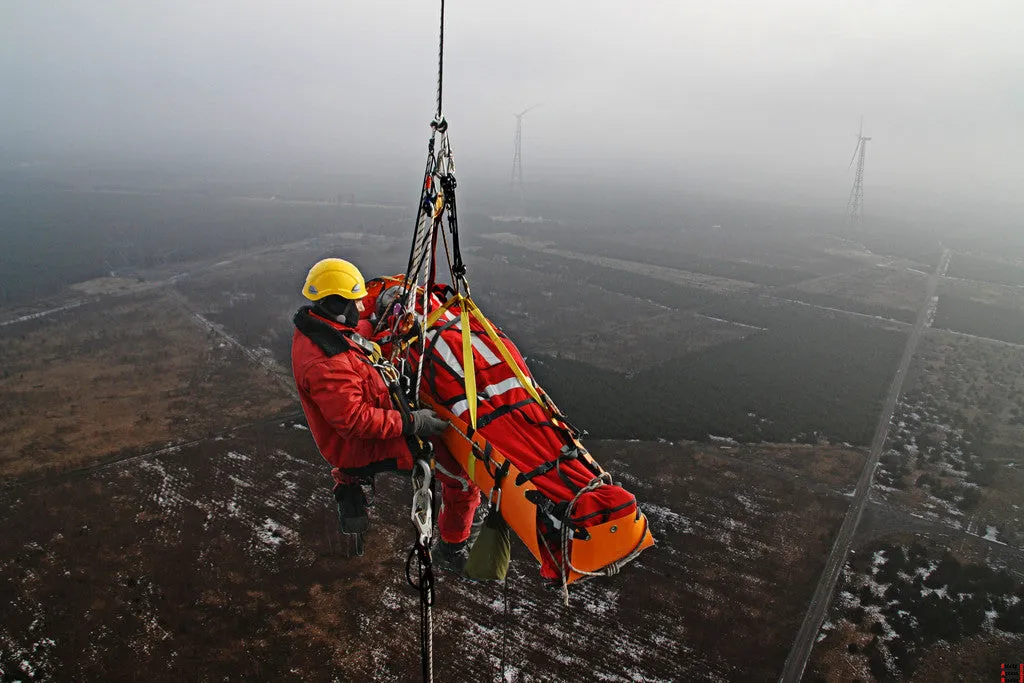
[{"x1": 407, "y1": 408, "x2": 449, "y2": 436}]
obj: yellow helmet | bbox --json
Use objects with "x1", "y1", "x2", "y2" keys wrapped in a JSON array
[{"x1": 301, "y1": 258, "x2": 367, "y2": 301}]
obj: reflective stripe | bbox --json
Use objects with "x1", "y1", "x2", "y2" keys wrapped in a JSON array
[
  {"x1": 429, "y1": 330, "x2": 499, "y2": 367},
  {"x1": 450, "y1": 376, "x2": 525, "y2": 418},
  {"x1": 432, "y1": 336, "x2": 464, "y2": 378},
  {"x1": 435, "y1": 461, "x2": 470, "y2": 491},
  {"x1": 471, "y1": 335, "x2": 500, "y2": 366}
]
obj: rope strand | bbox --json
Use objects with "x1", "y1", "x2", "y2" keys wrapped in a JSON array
[{"x1": 436, "y1": 0, "x2": 445, "y2": 120}]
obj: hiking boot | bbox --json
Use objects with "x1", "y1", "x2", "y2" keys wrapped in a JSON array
[
  {"x1": 434, "y1": 539, "x2": 470, "y2": 574},
  {"x1": 333, "y1": 483, "x2": 369, "y2": 535}
]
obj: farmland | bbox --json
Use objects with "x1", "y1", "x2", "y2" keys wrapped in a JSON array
[{"x1": 2, "y1": 184, "x2": 1020, "y2": 681}]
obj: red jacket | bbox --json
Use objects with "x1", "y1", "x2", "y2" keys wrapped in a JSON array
[{"x1": 291, "y1": 307, "x2": 415, "y2": 479}]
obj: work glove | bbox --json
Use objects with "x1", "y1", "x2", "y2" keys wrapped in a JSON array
[{"x1": 408, "y1": 408, "x2": 449, "y2": 436}]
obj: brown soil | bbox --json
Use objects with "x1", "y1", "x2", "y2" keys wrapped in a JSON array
[{"x1": 0, "y1": 291, "x2": 293, "y2": 479}]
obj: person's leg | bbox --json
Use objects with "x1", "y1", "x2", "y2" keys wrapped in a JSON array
[
  {"x1": 432, "y1": 439, "x2": 481, "y2": 545},
  {"x1": 331, "y1": 468, "x2": 369, "y2": 534}
]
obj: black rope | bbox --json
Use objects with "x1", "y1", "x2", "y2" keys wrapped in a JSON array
[
  {"x1": 501, "y1": 573, "x2": 510, "y2": 681},
  {"x1": 405, "y1": 539, "x2": 435, "y2": 683},
  {"x1": 403, "y1": 150, "x2": 437, "y2": 302},
  {"x1": 437, "y1": 0, "x2": 445, "y2": 120},
  {"x1": 438, "y1": 174, "x2": 466, "y2": 286}
]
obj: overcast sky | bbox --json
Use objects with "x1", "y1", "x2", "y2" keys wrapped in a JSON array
[{"x1": 2, "y1": 1, "x2": 1022, "y2": 221}]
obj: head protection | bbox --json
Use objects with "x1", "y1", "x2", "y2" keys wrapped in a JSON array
[{"x1": 301, "y1": 258, "x2": 366, "y2": 302}]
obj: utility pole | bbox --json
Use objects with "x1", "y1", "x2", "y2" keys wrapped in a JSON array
[
  {"x1": 846, "y1": 118, "x2": 871, "y2": 234},
  {"x1": 510, "y1": 104, "x2": 538, "y2": 218}
]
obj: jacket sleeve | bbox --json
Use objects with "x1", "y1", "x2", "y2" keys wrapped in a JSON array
[{"x1": 304, "y1": 354, "x2": 406, "y2": 439}]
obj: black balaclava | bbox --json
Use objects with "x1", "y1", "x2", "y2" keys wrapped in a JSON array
[{"x1": 314, "y1": 294, "x2": 360, "y2": 328}]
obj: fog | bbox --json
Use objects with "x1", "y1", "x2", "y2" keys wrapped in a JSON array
[{"x1": 3, "y1": 0, "x2": 1021, "y2": 226}]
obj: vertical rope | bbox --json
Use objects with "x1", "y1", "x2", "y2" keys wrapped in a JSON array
[
  {"x1": 501, "y1": 574, "x2": 510, "y2": 682},
  {"x1": 436, "y1": 0, "x2": 445, "y2": 120}
]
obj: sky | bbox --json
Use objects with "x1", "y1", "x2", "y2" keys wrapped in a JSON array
[{"x1": 2, "y1": 0, "x2": 1022, "y2": 223}]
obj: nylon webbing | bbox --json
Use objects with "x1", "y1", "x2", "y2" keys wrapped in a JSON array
[
  {"x1": 466, "y1": 298, "x2": 545, "y2": 407},
  {"x1": 459, "y1": 303, "x2": 477, "y2": 428}
]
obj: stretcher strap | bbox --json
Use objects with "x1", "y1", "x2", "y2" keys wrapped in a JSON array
[
  {"x1": 425, "y1": 293, "x2": 460, "y2": 328},
  {"x1": 459, "y1": 303, "x2": 478, "y2": 429},
  {"x1": 464, "y1": 297, "x2": 545, "y2": 408}
]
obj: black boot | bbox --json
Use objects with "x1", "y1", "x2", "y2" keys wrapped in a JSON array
[
  {"x1": 333, "y1": 483, "x2": 369, "y2": 535},
  {"x1": 434, "y1": 539, "x2": 470, "y2": 574}
]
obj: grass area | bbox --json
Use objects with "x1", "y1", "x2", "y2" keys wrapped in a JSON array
[
  {"x1": 482, "y1": 241, "x2": 736, "y2": 307},
  {"x1": 934, "y1": 294, "x2": 1024, "y2": 345},
  {"x1": 782, "y1": 290, "x2": 917, "y2": 323},
  {"x1": 781, "y1": 264, "x2": 928, "y2": 324},
  {"x1": 535, "y1": 230, "x2": 817, "y2": 286},
  {"x1": 948, "y1": 253, "x2": 1024, "y2": 287},
  {"x1": 0, "y1": 291, "x2": 293, "y2": 479},
  {"x1": 724, "y1": 442, "x2": 866, "y2": 490},
  {"x1": 857, "y1": 231, "x2": 943, "y2": 266}
]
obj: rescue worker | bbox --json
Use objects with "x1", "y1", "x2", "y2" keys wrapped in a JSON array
[{"x1": 291, "y1": 257, "x2": 480, "y2": 571}]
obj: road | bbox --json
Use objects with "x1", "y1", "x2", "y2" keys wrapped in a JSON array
[{"x1": 778, "y1": 247, "x2": 950, "y2": 682}]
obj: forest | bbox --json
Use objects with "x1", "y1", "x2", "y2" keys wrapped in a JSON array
[
  {"x1": 839, "y1": 542, "x2": 1023, "y2": 680},
  {"x1": 482, "y1": 243, "x2": 730, "y2": 311},
  {"x1": 780, "y1": 290, "x2": 917, "y2": 324},
  {"x1": 934, "y1": 295, "x2": 1024, "y2": 345},
  {"x1": 530, "y1": 300, "x2": 907, "y2": 445},
  {"x1": 947, "y1": 253, "x2": 1024, "y2": 287},
  {"x1": 537, "y1": 230, "x2": 816, "y2": 286},
  {"x1": 0, "y1": 187, "x2": 404, "y2": 307}
]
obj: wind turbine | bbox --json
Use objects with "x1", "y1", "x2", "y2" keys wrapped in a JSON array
[
  {"x1": 510, "y1": 104, "x2": 539, "y2": 218},
  {"x1": 846, "y1": 118, "x2": 871, "y2": 233}
]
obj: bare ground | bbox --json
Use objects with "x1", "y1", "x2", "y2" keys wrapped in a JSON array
[{"x1": 0, "y1": 431, "x2": 856, "y2": 682}]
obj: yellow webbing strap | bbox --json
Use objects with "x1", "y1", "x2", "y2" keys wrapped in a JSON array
[
  {"x1": 421, "y1": 293, "x2": 554, "y2": 450},
  {"x1": 466, "y1": 297, "x2": 546, "y2": 409},
  {"x1": 425, "y1": 293, "x2": 460, "y2": 329},
  {"x1": 460, "y1": 303, "x2": 478, "y2": 430}
]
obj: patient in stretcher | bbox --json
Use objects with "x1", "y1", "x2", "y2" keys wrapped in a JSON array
[{"x1": 364, "y1": 278, "x2": 644, "y2": 580}]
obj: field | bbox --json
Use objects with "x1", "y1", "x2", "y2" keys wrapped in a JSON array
[
  {"x1": 808, "y1": 536, "x2": 1024, "y2": 682},
  {"x1": 806, "y1": 267, "x2": 1024, "y2": 681},
  {"x1": 869, "y1": 330, "x2": 1024, "y2": 545},
  {"x1": 0, "y1": 188, "x2": 408, "y2": 310},
  {"x1": 0, "y1": 427, "x2": 860, "y2": 682},
  {"x1": 947, "y1": 253, "x2": 1024, "y2": 287},
  {"x1": 7, "y1": 182, "x2": 1023, "y2": 682},
  {"x1": 0, "y1": 290, "x2": 293, "y2": 479},
  {"x1": 779, "y1": 264, "x2": 928, "y2": 324}
]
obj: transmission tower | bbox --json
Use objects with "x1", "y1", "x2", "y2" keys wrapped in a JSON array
[
  {"x1": 846, "y1": 118, "x2": 871, "y2": 233},
  {"x1": 510, "y1": 104, "x2": 538, "y2": 218}
]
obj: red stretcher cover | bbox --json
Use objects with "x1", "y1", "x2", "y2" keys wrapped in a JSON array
[{"x1": 366, "y1": 278, "x2": 653, "y2": 581}]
